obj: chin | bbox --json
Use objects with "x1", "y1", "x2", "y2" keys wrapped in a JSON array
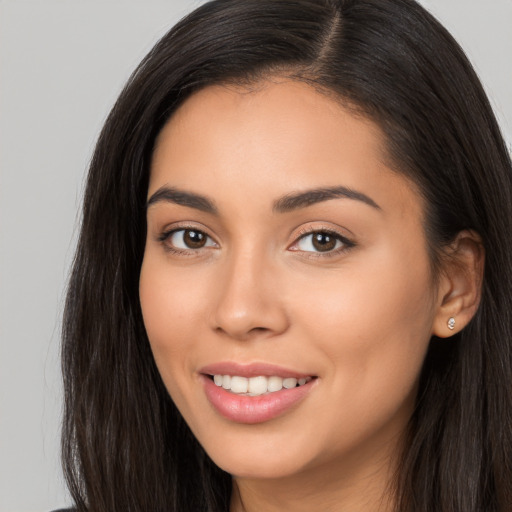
[
  {"x1": 214, "y1": 453, "x2": 307, "y2": 480},
  {"x1": 198, "y1": 427, "x2": 318, "y2": 480}
]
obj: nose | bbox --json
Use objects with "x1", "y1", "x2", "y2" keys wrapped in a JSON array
[{"x1": 211, "y1": 248, "x2": 289, "y2": 341}]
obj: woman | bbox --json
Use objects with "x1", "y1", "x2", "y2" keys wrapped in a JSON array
[{"x1": 61, "y1": 0, "x2": 512, "y2": 510}]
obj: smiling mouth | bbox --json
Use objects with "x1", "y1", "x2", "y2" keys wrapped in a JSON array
[{"x1": 207, "y1": 374, "x2": 315, "y2": 396}]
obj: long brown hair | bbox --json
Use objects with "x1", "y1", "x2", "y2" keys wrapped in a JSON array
[{"x1": 62, "y1": 0, "x2": 512, "y2": 510}]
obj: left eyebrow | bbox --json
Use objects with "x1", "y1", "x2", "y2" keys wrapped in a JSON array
[
  {"x1": 273, "y1": 186, "x2": 381, "y2": 213},
  {"x1": 146, "y1": 186, "x2": 218, "y2": 214}
]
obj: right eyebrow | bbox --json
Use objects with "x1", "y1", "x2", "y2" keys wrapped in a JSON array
[{"x1": 146, "y1": 186, "x2": 218, "y2": 215}]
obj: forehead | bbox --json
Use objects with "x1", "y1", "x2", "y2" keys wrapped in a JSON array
[
  {"x1": 153, "y1": 80, "x2": 385, "y2": 169},
  {"x1": 149, "y1": 80, "x2": 422, "y2": 221}
]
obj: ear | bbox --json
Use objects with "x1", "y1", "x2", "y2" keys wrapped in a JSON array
[{"x1": 432, "y1": 230, "x2": 485, "y2": 338}]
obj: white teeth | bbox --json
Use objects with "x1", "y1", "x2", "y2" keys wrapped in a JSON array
[
  {"x1": 248, "y1": 376, "x2": 268, "y2": 395},
  {"x1": 212, "y1": 374, "x2": 312, "y2": 395},
  {"x1": 222, "y1": 375, "x2": 231, "y2": 389},
  {"x1": 267, "y1": 376, "x2": 283, "y2": 392},
  {"x1": 283, "y1": 377, "x2": 298, "y2": 389},
  {"x1": 230, "y1": 376, "x2": 248, "y2": 394}
]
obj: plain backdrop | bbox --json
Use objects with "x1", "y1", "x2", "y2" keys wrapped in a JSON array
[{"x1": 0, "y1": 1, "x2": 510, "y2": 510}]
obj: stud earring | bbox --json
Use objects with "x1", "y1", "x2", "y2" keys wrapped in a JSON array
[{"x1": 447, "y1": 317, "x2": 456, "y2": 330}]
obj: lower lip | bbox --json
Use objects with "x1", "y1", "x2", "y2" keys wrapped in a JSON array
[{"x1": 201, "y1": 375, "x2": 316, "y2": 424}]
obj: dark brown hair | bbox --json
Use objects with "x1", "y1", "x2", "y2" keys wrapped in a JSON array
[{"x1": 62, "y1": 0, "x2": 512, "y2": 510}]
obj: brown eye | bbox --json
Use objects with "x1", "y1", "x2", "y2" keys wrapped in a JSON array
[
  {"x1": 294, "y1": 230, "x2": 352, "y2": 254},
  {"x1": 166, "y1": 229, "x2": 216, "y2": 250},
  {"x1": 183, "y1": 229, "x2": 207, "y2": 248},
  {"x1": 311, "y1": 232, "x2": 337, "y2": 252}
]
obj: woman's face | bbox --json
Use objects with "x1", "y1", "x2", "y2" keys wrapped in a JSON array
[{"x1": 140, "y1": 80, "x2": 443, "y2": 482}]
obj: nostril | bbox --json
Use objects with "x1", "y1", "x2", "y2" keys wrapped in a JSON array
[
  {"x1": 249, "y1": 327, "x2": 269, "y2": 333},
  {"x1": 214, "y1": 324, "x2": 272, "y2": 341}
]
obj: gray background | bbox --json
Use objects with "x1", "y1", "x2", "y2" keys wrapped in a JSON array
[{"x1": 0, "y1": 1, "x2": 510, "y2": 510}]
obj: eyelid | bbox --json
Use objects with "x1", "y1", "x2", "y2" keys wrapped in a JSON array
[{"x1": 157, "y1": 220, "x2": 215, "y2": 239}]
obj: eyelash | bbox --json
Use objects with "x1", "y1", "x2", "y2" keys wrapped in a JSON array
[{"x1": 157, "y1": 226, "x2": 355, "y2": 258}]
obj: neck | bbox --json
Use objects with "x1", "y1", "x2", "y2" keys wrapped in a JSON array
[{"x1": 230, "y1": 439, "x2": 401, "y2": 512}]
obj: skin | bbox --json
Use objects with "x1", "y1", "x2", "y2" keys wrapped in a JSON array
[{"x1": 139, "y1": 80, "x2": 482, "y2": 511}]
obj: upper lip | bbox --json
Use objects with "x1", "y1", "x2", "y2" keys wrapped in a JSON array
[{"x1": 199, "y1": 362, "x2": 315, "y2": 379}]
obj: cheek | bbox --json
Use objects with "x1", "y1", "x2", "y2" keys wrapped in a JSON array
[
  {"x1": 291, "y1": 243, "x2": 435, "y2": 415},
  {"x1": 140, "y1": 250, "x2": 209, "y2": 339},
  {"x1": 139, "y1": 254, "x2": 205, "y2": 389}
]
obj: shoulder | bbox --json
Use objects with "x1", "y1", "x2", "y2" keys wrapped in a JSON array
[{"x1": 51, "y1": 509, "x2": 76, "y2": 512}]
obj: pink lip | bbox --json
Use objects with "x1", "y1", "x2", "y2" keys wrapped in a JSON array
[
  {"x1": 199, "y1": 362, "x2": 317, "y2": 424},
  {"x1": 199, "y1": 361, "x2": 313, "y2": 379}
]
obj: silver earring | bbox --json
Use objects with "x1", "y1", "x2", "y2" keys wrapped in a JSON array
[{"x1": 447, "y1": 317, "x2": 455, "y2": 330}]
